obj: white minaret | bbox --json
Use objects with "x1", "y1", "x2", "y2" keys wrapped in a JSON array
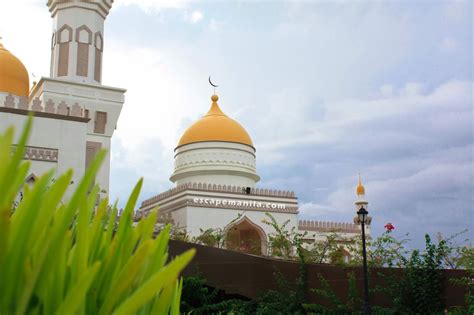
[
  {"x1": 354, "y1": 174, "x2": 372, "y2": 226},
  {"x1": 28, "y1": 0, "x2": 125, "y2": 198},
  {"x1": 355, "y1": 174, "x2": 368, "y2": 210},
  {"x1": 47, "y1": 0, "x2": 113, "y2": 84}
]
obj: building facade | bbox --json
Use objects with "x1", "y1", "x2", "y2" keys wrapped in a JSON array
[
  {"x1": 0, "y1": 0, "x2": 370, "y2": 257},
  {"x1": 139, "y1": 94, "x2": 371, "y2": 256},
  {"x1": 0, "y1": 0, "x2": 124, "y2": 198}
]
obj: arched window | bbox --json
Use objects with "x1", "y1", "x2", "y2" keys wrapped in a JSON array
[
  {"x1": 56, "y1": 25, "x2": 73, "y2": 77},
  {"x1": 94, "y1": 32, "x2": 104, "y2": 82},
  {"x1": 225, "y1": 216, "x2": 267, "y2": 255},
  {"x1": 75, "y1": 25, "x2": 92, "y2": 77}
]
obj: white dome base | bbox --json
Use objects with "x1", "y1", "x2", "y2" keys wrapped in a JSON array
[{"x1": 170, "y1": 141, "x2": 260, "y2": 187}]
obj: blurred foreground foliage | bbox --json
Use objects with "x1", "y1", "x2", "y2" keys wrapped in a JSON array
[{"x1": 0, "y1": 118, "x2": 194, "y2": 315}]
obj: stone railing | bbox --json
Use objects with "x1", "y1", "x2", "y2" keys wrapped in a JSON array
[
  {"x1": 1, "y1": 93, "x2": 87, "y2": 118},
  {"x1": 298, "y1": 220, "x2": 361, "y2": 233},
  {"x1": 141, "y1": 182, "x2": 297, "y2": 208},
  {"x1": 12, "y1": 145, "x2": 59, "y2": 163}
]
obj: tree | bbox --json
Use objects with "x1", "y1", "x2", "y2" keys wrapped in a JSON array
[
  {"x1": 262, "y1": 213, "x2": 307, "y2": 259},
  {"x1": 346, "y1": 223, "x2": 410, "y2": 268}
]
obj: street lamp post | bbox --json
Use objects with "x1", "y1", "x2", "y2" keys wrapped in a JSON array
[{"x1": 357, "y1": 206, "x2": 371, "y2": 315}]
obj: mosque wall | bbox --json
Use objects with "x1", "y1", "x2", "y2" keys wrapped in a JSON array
[
  {"x1": 28, "y1": 78, "x2": 125, "y2": 194},
  {"x1": 0, "y1": 109, "x2": 87, "y2": 197}
]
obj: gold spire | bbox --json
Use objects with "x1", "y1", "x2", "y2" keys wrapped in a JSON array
[
  {"x1": 208, "y1": 94, "x2": 224, "y2": 115},
  {"x1": 356, "y1": 173, "x2": 365, "y2": 196}
]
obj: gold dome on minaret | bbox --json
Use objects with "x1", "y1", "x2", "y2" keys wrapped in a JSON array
[
  {"x1": 177, "y1": 94, "x2": 254, "y2": 148},
  {"x1": 356, "y1": 174, "x2": 365, "y2": 196},
  {"x1": 0, "y1": 40, "x2": 29, "y2": 97}
]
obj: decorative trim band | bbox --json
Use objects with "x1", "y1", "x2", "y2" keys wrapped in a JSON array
[
  {"x1": 298, "y1": 220, "x2": 361, "y2": 234},
  {"x1": 12, "y1": 145, "x2": 59, "y2": 163},
  {"x1": 141, "y1": 198, "x2": 299, "y2": 215},
  {"x1": 141, "y1": 182, "x2": 297, "y2": 208},
  {"x1": 0, "y1": 105, "x2": 89, "y2": 123}
]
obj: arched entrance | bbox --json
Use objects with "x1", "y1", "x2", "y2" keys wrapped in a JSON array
[{"x1": 225, "y1": 216, "x2": 267, "y2": 255}]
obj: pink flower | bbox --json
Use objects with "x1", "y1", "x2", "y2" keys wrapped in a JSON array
[{"x1": 384, "y1": 223, "x2": 395, "y2": 232}]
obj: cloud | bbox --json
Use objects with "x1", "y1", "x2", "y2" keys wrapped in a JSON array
[
  {"x1": 299, "y1": 202, "x2": 332, "y2": 218},
  {"x1": 208, "y1": 19, "x2": 222, "y2": 31},
  {"x1": 440, "y1": 37, "x2": 458, "y2": 53},
  {"x1": 185, "y1": 10, "x2": 204, "y2": 23},
  {"x1": 2, "y1": 0, "x2": 471, "y2": 249},
  {"x1": 103, "y1": 1, "x2": 472, "y2": 248},
  {"x1": 252, "y1": 80, "x2": 471, "y2": 157},
  {"x1": 114, "y1": 0, "x2": 189, "y2": 13},
  {"x1": 379, "y1": 84, "x2": 394, "y2": 97},
  {"x1": 110, "y1": 136, "x2": 174, "y2": 206},
  {"x1": 0, "y1": 1, "x2": 51, "y2": 81},
  {"x1": 254, "y1": 79, "x2": 473, "y2": 245}
]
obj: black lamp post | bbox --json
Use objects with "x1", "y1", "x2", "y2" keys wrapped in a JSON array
[{"x1": 357, "y1": 206, "x2": 371, "y2": 315}]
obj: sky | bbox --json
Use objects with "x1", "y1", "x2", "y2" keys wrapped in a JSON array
[{"x1": 0, "y1": 0, "x2": 472, "y2": 248}]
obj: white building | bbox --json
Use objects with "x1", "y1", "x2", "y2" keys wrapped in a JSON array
[
  {"x1": 0, "y1": 0, "x2": 124, "y2": 199},
  {"x1": 139, "y1": 94, "x2": 370, "y2": 256},
  {"x1": 0, "y1": 0, "x2": 370, "y2": 257}
]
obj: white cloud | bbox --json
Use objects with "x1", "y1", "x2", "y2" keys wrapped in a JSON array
[
  {"x1": 401, "y1": 82, "x2": 424, "y2": 96},
  {"x1": 2, "y1": 0, "x2": 471, "y2": 246},
  {"x1": 299, "y1": 202, "x2": 333, "y2": 218},
  {"x1": 115, "y1": 0, "x2": 189, "y2": 13},
  {"x1": 379, "y1": 84, "x2": 394, "y2": 97},
  {"x1": 255, "y1": 80, "x2": 471, "y2": 159},
  {"x1": 440, "y1": 37, "x2": 458, "y2": 53},
  {"x1": 185, "y1": 10, "x2": 204, "y2": 23},
  {"x1": 444, "y1": 0, "x2": 470, "y2": 25},
  {"x1": 102, "y1": 41, "x2": 205, "y2": 150},
  {"x1": 0, "y1": 1, "x2": 51, "y2": 81},
  {"x1": 208, "y1": 19, "x2": 221, "y2": 31}
]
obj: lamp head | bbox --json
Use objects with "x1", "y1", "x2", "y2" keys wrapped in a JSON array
[{"x1": 357, "y1": 206, "x2": 368, "y2": 222}]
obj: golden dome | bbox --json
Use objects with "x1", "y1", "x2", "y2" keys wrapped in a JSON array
[
  {"x1": 0, "y1": 41, "x2": 29, "y2": 97},
  {"x1": 177, "y1": 94, "x2": 253, "y2": 148},
  {"x1": 356, "y1": 174, "x2": 365, "y2": 195}
]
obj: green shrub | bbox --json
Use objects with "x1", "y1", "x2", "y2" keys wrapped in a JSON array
[
  {"x1": 0, "y1": 118, "x2": 195, "y2": 315},
  {"x1": 180, "y1": 275, "x2": 219, "y2": 313},
  {"x1": 375, "y1": 234, "x2": 446, "y2": 314}
]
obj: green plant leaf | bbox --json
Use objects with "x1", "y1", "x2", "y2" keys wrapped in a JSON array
[
  {"x1": 113, "y1": 249, "x2": 195, "y2": 315},
  {"x1": 55, "y1": 262, "x2": 101, "y2": 315}
]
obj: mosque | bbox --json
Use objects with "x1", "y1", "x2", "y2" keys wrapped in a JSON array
[
  {"x1": 138, "y1": 92, "x2": 370, "y2": 256},
  {"x1": 0, "y1": 0, "x2": 123, "y2": 200},
  {"x1": 0, "y1": 0, "x2": 370, "y2": 256}
]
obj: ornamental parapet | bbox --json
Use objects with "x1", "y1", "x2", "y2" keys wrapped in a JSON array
[
  {"x1": 11, "y1": 145, "x2": 59, "y2": 163},
  {"x1": 298, "y1": 220, "x2": 361, "y2": 234},
  {"x1": 0, "y1": 93, "x2": 89, "y2": 121},
  {"x1": 141, "y1": 182, "x2": 297, "y2": 208}
]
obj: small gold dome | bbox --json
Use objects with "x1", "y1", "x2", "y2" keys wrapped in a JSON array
[
  {"x1": 0, "y1": 42, "x2": 29, "y2": 97},
  {"x1": 356, "y1": 174, "x2": 365, "y2": 195},
  {"x1": 177, "y1": 94, "x2": 253, "y2": 148}
]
